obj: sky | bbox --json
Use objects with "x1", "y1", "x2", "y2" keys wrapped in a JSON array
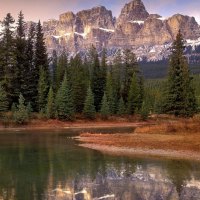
[{"x1": 0, "y1": 0, "x2": 200, "y2": 24}]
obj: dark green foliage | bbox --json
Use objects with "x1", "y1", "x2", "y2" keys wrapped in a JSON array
[
  {"x1": 69, "y1": 54, "x2": 88, "y2": 113},
  {"x1": 121, "y1": 49, "x2": 139, "y2": 102},
  {"x1": 83, "y1": 86, "x2": 96, "y2": 120},
  {"x1": 105, "y1": 72, "x2": 115, "y2": 114},
  {"x1": 51, "y1": 50, "x2": 57, "y2": 87},
  {"x1": 0, "y1": 13, "x2": 17, "y2": 105},
  {"x1": 55, "y1": 50, "x2": 68, "y2": 91},
  {"x1": 38, "y1": 67, "x2": 49, "y2": 111},
  {"x1": 46, "y1": 86, "x2": 55, "y2": 119},
  {"x1": 55, "y1": 75, "x2": 74, "y2": 121},
  {"x1": 22, "y1": 23, "x2": 38, "y2": 110},
  {"x1": 27, "y1": 102, "x2": 32, "y2": 117},
  {"x1": 15, "y1": 11, "x2": 27, "y2": 101},
  {"x1": 0, "y1": 84, "x2": 9, "y2": 113},
  {"x1": 13, "y1": 94, "x2": 29, "y2": 124},
  {"x1": 90, "y1": 46, "x2": 106, "y2": 111},
  {"x1": 100, "y1": 93, "x2": 110, "y2": 120},
  {"x1": 127, "y1": 73, "x2": 140, "y2": 114},
  {"x1": 140, "y1": 101, "x2": 150, "y2": 121},
  {"x1": 35, "y1": 20, "x2": 49, "y2": 109},
  {"x1": 117, "y1": 97, "x2": 126, "y2": 116},
  {"x1": 164, "y1": 31, "x2": 197, "y2": 117}
]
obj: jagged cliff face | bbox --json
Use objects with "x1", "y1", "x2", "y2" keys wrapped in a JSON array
[{"x1": 43, "y1": 0, "x2": 200, "y2": 61}]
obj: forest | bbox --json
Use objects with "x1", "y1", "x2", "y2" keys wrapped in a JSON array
[{"x1": 0, "y1": 12, "x2": 198, "y2": 125}]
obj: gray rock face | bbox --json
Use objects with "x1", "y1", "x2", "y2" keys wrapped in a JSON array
[{"x1": 42, "y1": 0, "x2": 200, "y2": 61}]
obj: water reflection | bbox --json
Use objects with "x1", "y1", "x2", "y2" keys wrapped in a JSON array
[{"x1": 0, "y1": 133, "x2": 199, "y2": 200}]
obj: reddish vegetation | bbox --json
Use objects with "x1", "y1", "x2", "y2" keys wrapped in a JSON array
[{"x1": 79, "y1": 117, "x2": 200, "y2": 156}]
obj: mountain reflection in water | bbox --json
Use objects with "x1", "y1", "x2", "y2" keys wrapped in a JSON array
[{"x1": 0, "y1": 132, "x2": 199, "y2": 200}]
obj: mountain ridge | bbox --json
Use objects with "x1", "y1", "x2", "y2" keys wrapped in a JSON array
[{"x1": 29, "y1": 0, "x2": 200, "y2": 61}]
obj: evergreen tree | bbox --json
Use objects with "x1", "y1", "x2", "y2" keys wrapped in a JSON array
[
  {"x1": 13, "y1": 94, "x2": 29, "y2": 124},
  {"x1": 69, "y1": 54, "x2": 88, "y2": 113},
  {"x1": 0, "y1": 84, "x2": 9, "y2": 113},
  {"x1": 35, "y1": 20, "x2": 49, "y2": 109},
  {"x1": 23, "y1": 22, "x2": 37, "y2": 109},
  {"x1": 83, "y1": 85, "x2": 96, "y2": 120},
  {"x1": 127, "y1": 73, "x2": 140, "y2": 114},
  {"x1": 90, "y1": 46, "x2": 106, "y2": 111},
  {"x1": 100, "y1": 93, "x2": 110, "y2": 120},
  {"x1": 121, "y1": 49, "x2": 138, "y2": 102},
  {"x1": 105, "y1": 72, "x2": 115, "y2": 114},
  {"x1": 55, "y1": 49, "x2": 68, "y2": 91},
  {"x1": 51, "y1": 50, "x2": 57, "y2": 87},
  {"x1": 38, "y1": 67, "x2": 49, "y2": 111},
  {"x1": 15, "y1": 11, "x2": 27, "y2": 100},
  {"x1": 164, "y1": 30, "x2": 197, "y2": 117},
  {"x1": 117, "y1": 97, "x2": 126, "y2": 116},
  {"x1": 55, "y1": 75, "x2": 74, "y2": 120},
  {"x1": 46, "y1": 86, "x2": 55, "y2": 119},
  {"x1": 0, "y1": 13, "x2": 17, "y2": 105}
]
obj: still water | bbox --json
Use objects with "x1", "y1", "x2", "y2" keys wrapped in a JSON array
[{"x1": 0, "y1": 129, "x2": 200, "y2": 200}]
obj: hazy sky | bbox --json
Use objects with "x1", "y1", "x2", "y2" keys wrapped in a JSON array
[{"x1": 1, "y1": 0, "x2": 200, "y2": 23}]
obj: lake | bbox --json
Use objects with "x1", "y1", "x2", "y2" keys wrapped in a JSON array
[{"x1": 0, "y1": 129, "x2": 200, "y2": 200}]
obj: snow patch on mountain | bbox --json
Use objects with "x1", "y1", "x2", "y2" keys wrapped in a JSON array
[
  {"x1": 129, "y1": 20, "x2": 145, "y2": 25},
  {"x1": 99, "y1": 27, "x2": 115, "y2": 32}
]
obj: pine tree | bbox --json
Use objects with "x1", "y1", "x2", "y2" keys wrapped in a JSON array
[
  {"x1": 164, "y1": 30, "x2": 197, "y2": 117},
  {"x1": 46, "y1": 86, "x2": 55, "y2": 119},
  {"x1": 15, "y1": 11, "x2": 27, "y2": 100},
  {"x1": 22, "y1": 22, "x2": 37, "y2": 109},
  {"x1": 51, "y1": 50, "x2": 57, "y2": 87},
  {"x1": 55, "y1": 49, "x2": 68, "y2": 91},
  {"x1": 38, "y1": 67, "x2": 49, "y2": 111},
  {"x1": 127, "y1": 73, "x2": 140, "y2": 114},
  {"x1": 55, "y1": 75, "x2": 74, "y2": 120},
  {"x1": 0, "y1": 84, "x2": 9, "y2": 113},
  {"x1": 90, "y1": 46, "x2": 106, "y2": 111},
  {"x1": 100, "y1": 93, "x2": 110, "y2": 120},
  {"x1": 121, "y1": 49, "x2": 139, "y2": 102},
  {"x1": 117, "y1": 97, "x2": 126, "y2": 116},
  {"x1": 83, "y1": 85, "x2": 96, "y2": 120},
  {"x1": 69, "y1": 54, "x2": 88, "y2": 113},
  {"x1": 105, "y1": 72, "x2": 115, "y2": 114},
  {"x1": 0, "y1": 13, "x2": 17, "y2": 106},
  {"x1": 13, "y1": 94, "x2": 29, "y2": 124},
  {"x1": 35, "y1": 20, "x2": 49, "y2": 110}
]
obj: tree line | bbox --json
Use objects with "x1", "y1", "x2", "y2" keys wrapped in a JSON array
[{"x1": 0, "y1": 12, "x2": 197, "y2": 124}]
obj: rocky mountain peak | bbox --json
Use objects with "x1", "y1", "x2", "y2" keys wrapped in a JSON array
[
  {"x1": 118, "y1": 0, "x2": 149, "y2": 24},
  {"x1": 59, "y1": 11, "x2": 75, "y2": 23}
]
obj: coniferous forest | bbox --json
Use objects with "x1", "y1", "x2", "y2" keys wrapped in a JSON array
[{"x1": 0, "y1": 12, "x2": 198, "y2": 124}]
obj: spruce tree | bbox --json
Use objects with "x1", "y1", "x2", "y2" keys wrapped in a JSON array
[
  {"x1": 46, "y1": 86, "x2": 55, "y2": 119},
  {"x1": 55, "y1": 49, "x2": 68, "y2": 91},
  {"x1": 83, "y1": 85, "x2": 96, "y2": 120},
  {"x1": 0, "y1": 84, "x2": 9, "y2": 113},
  {"x1": 35, "y1": 20, "x2": 49, "y2": 110},
  {"x1": 0, "y1": 13, "x2": 17, "y2": 106},
  {"x1": 55, "y1": 75, "x2": 74, "y2": 120},
  {"x1": 164, "y1": 30, "x2": 197, "y2": 117},
  {"x1": 121, "y1": 49, "x2": 138, "y2": 102},
  {"x1": 127, "y1": 73, "x2": 140, "y2": 114},
  {"x1": 100, "y1": 93, "x2": 110, "y2": 120},
  {"x1": 69, "y1": 54, "x2": 88, "y2": 113},
  {"x1": 38, "y1": 67, "x2": 49, "y2": 112},
  {"x1": 15, "y1": 11, "x2": 27, "y2": 100},
  {"x1": 105, "y1": 72, "x2": 115, "y2": 114},
  {"x1": 117, "y1": 97, "x2": 126, "y2": 116},
  {"x1": 22, "y1": 22, "x2": 37, "y2": 109},
  {"x1": 13, "y1": 94, "x2": 29, "y2": 124},
  {"x1": 90, "y1": 46, "x2": 106, "y2": 111}
]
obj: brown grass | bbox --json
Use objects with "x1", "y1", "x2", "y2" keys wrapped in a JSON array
[{"x1": 79, "y1": 117, "x2": 200, "y2": 154}]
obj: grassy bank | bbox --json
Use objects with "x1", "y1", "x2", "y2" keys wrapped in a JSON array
[{"x1": 78, "y1": 116, "x2": 200, "y2": 160}]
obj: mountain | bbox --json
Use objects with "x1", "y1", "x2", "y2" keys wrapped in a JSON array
[{"x1": 41, "y1": 0, "x2": 200, "y2": 61}]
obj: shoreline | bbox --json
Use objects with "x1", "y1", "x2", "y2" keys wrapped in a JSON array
[
  {"x1": 0, "y1": 121, "x2": 148, "y2": 132},
  {"x1": 79, "y1": 143, "x2": 200, "y2": 161}
]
